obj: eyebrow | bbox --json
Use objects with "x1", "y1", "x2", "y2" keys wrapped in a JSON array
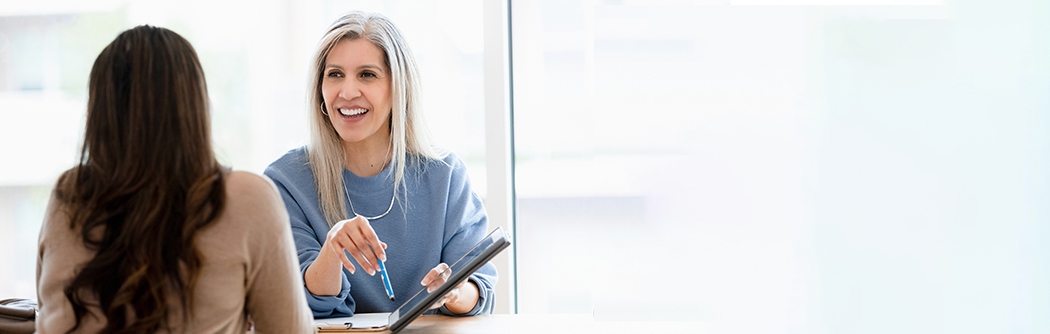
[{"x1": 325, "y1": 64, "x2": 386, "y2": 72}]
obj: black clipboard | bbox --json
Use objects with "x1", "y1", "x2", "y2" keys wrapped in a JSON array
[{"x1": 385, "y1": 226, "x2": 510, "y2": 333}]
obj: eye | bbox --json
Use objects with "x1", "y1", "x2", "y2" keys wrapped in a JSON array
[
  {"x1": 359, "y1": 71, "x2": 378, "y2": 79},
  {"x1": 326, "y1": 70, "x2": 343, "y2": 78}
]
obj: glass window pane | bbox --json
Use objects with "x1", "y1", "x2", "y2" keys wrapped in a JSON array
[
  {"x1": 0, "y1": 0, "x2": 485, "y2": 300},
  {"x1": 511, "y1": 1, "x2": 1050, "y2": 332}
]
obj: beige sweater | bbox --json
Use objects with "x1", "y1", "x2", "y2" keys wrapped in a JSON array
[{"x1": 36, "y1": 171, "x2": 314, "y2": 333}]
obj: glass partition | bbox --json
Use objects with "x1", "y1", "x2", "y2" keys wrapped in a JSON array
[
  {"x1": 0, "y1": 0, "x2": 486, "y2": 300},
  {"x1": 510, "y1": 1, "x2": 1049, "y2": 333}
]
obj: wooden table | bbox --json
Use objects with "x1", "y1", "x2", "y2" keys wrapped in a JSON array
[{"x1": 396, "y1": 314, "x2": 706, "y2": 334}]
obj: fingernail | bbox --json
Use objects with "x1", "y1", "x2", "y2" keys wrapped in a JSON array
[
  {"x1": 380, "y1": 254, "x2": 387, "y2": 262},
  {"x1": 421, "y1": 280, "x2": 426, "y2": 286}
]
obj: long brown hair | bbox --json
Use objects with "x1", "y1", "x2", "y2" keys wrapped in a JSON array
[{"x1": 53, "y1": 25, "x2": 225, "y2": 333}]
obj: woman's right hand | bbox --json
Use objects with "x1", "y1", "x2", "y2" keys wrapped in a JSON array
[{"x1": 322, "y1": 215, "x2": 387, "y2": 276}]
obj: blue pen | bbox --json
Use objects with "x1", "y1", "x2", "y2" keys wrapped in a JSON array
[{"x1": 378, "y1": 259, "x2": 395, "y2": 301}]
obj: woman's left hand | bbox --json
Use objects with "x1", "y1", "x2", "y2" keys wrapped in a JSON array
[{"x1": 420, "y1": 263, "x2": 479, "y2": 313}]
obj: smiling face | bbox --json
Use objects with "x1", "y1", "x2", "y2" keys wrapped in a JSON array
[{"x1": 321, "y1": 37, "x2": 393, "y2": 150}]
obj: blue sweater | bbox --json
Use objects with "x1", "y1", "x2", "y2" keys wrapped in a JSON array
[{"x1": 264, "y1": 147, "x2": 496, "y2": 318}]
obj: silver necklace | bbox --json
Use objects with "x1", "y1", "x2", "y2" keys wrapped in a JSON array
[{"x1": 343, "y1": 180, "x2": 396, "y2": 220}]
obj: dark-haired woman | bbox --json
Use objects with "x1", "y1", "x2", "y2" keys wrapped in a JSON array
[{"x1": 35, "y1": 25, "x2": 312, "y2": 333}]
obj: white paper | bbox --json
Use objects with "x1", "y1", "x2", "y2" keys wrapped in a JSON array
[{"x1": 314, "y1": 312, "x2": 391, "y2": 329}]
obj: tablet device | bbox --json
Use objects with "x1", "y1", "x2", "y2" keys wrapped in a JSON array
[
  {"x1": 387, "y1": 226, "x2": 510, "y2": 333},
  {"x1": 314, "y1": 226, "x2": 510, "y2": 333}
]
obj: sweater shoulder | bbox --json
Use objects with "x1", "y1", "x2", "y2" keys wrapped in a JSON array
[
  {"x1": 267, "y1": 146, "x2": 310, "y2": 171},
  {"x1": 264, "y1": 146, "x2": 313, "y2": 181},
  {"x1": 419, "y1": 151, "x2": 464, "y2": 176}
]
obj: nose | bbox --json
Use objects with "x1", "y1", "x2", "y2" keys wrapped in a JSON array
[{"x1": 337, "y1": 78, "x2": 362, "y2": 101}]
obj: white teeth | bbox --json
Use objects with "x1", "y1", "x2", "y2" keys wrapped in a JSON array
[{"x1": 339, "y1": 108, "x2": 367, "y2": 116}]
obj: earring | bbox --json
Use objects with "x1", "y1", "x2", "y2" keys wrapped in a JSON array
[{"x1": 320, "y1": 101, "x2": 328, "y2": 116}]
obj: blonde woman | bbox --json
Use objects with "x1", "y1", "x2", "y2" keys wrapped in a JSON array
[{"x1": 264, "y1": 11, "x2": 496, "y2": 318}]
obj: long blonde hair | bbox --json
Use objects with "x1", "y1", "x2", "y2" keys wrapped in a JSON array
[{"x1": 307, "y1": 11, "x2": 445, "y2": 225}]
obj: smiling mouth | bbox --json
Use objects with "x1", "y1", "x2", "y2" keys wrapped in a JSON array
[{"x1": 339, "y1": 108, "x2": 368, "y2": 117}]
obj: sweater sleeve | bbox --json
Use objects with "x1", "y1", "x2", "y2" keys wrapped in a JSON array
[
  {"x1": 265, "y1": 162, "x2": 356, "y2": 318},
  {"x1": 243, "y1": 174, "x2": 315, "y2": 333},
  {"x1": 438, "y1": 154, "x2": 498, "y2": 316}
]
